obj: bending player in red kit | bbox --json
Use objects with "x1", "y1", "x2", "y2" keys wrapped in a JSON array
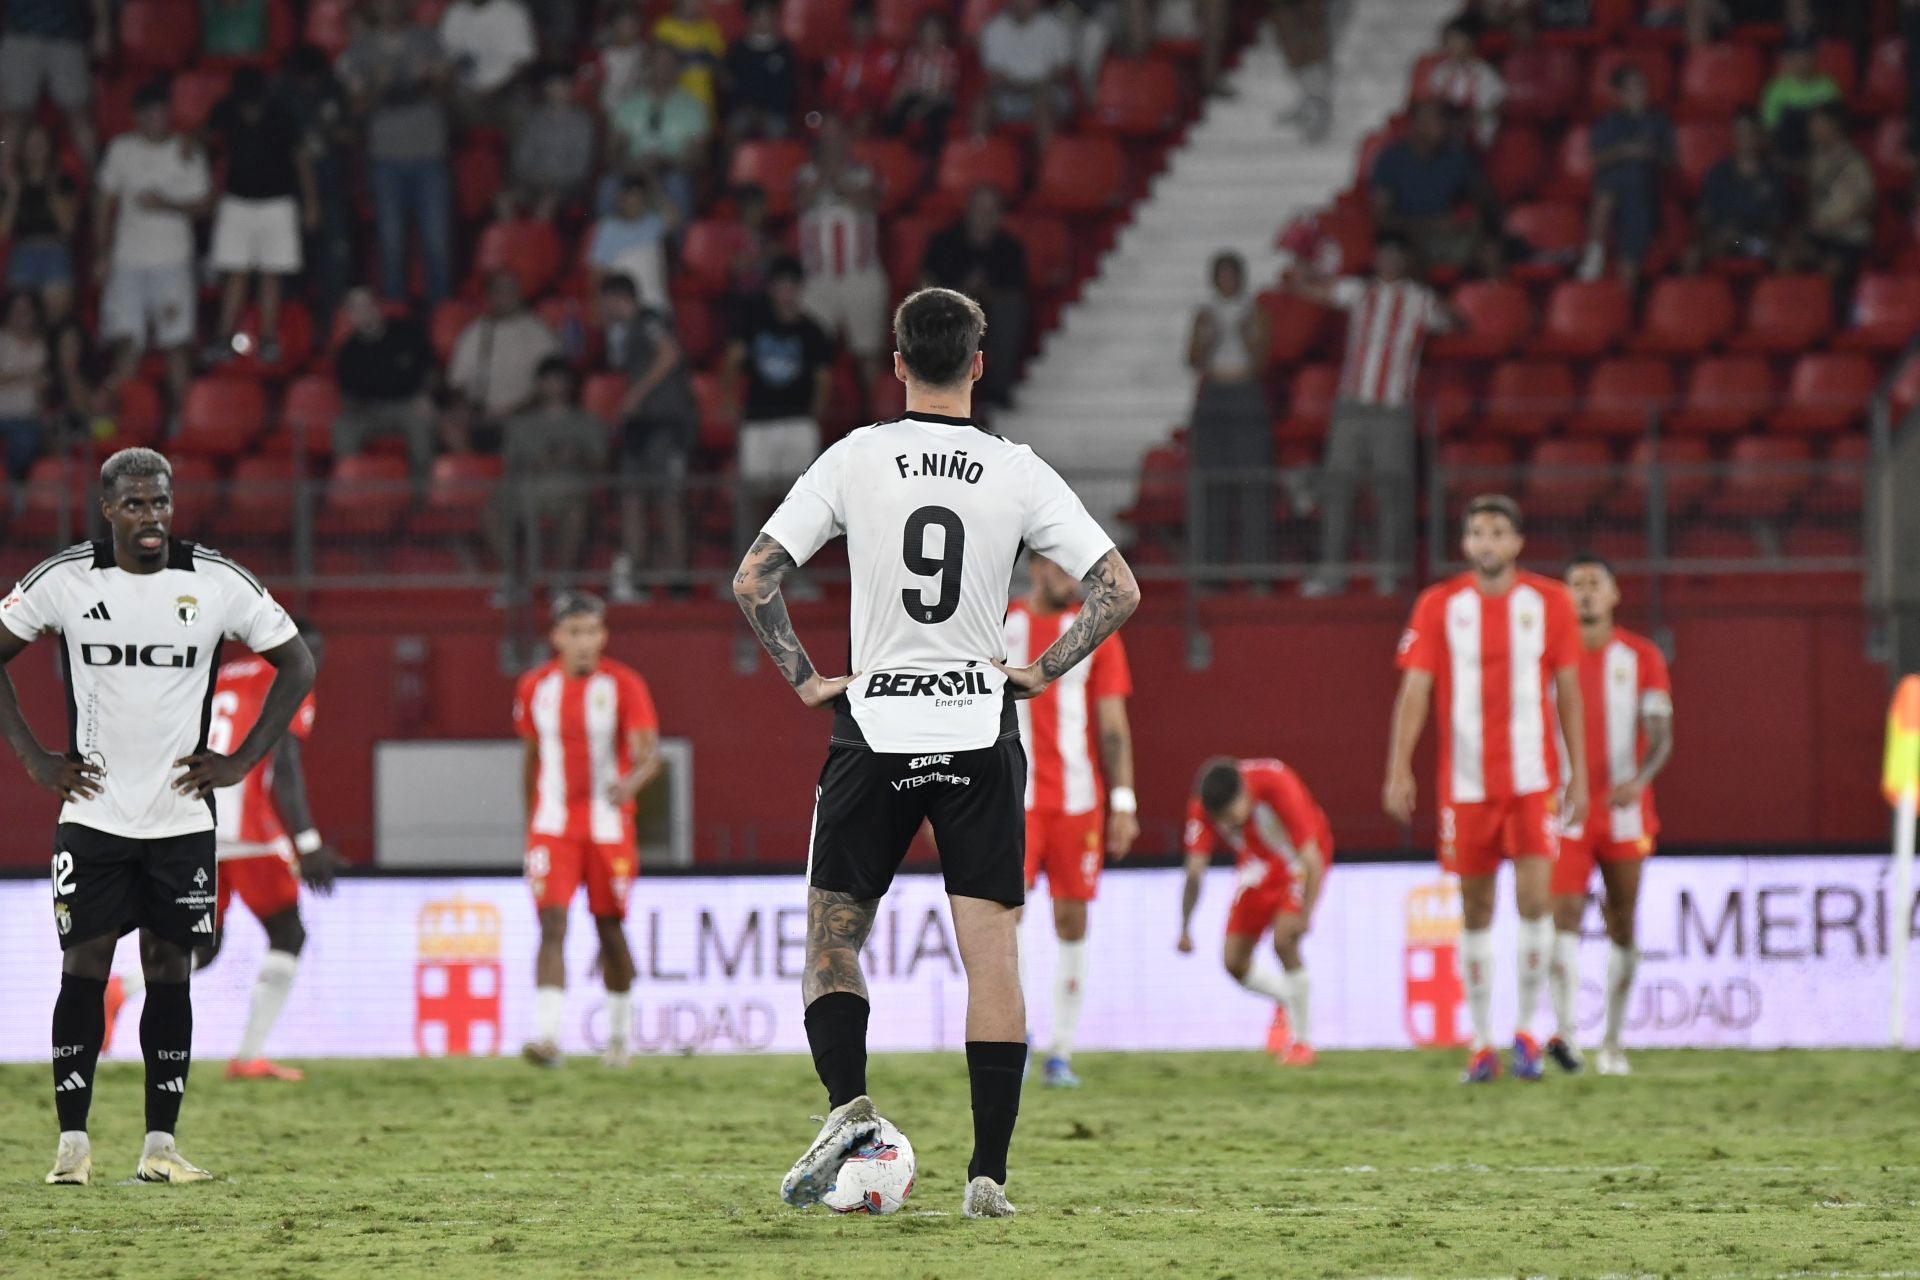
[{"x1": 1177, "y1": 757, "x2": 1331, "y2": 1066}]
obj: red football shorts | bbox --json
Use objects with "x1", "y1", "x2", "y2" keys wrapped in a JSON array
[
  {"x1": 216, "y1": 852, "x2": 301, "y2": 925},
  {"x1": 1023, "y1": 808, "x2": 1104, "y2": 902},
  {"x1": 1551, "y1": 826, "x2": 1653, "y2": 896},
  {"x1": 526, "y1": 831, "x2": 636, "y2": 919},
  {"x1": 1439, "y1": 793, "x2": 1559, "y2": 879},
  {"x1": 1225, "y1": 870, "x2": 1305, "y2": 939}
]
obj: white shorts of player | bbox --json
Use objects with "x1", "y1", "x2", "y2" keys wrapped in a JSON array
[
  {"x1": 739, "y1": 418, "x2": 821, "y2": 492},
  {"x1": 211, "y1": 196, "x2": 304, "y2": 275}
]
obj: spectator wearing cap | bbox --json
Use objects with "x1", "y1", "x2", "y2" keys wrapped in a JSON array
[
  {"x1": 95, "y1": 82, "x2": 213, "y2": 412},
  {"x1": 723, "y1": 256, "x2": 834, "y2": 502},
  {"x1": 977, "y1": 0, "x2": 1077, "y2": 152},
  {"x1": 506, "y1": 64, "x2": 598, "y2": 220},
  {"x1": 1579, "y1": 64, "x2": 1675, "y2": 290},
  {"x1": 598, "y1": 274, "x2": 700, "y2": 601},
  {"x1": 1761, "y1": 31, "x2": 1842, "y2": 164},
  {"x1": 723, "y1": 0, "x2": 799, "y2": 142},
  {"x1": 1368, "y1": 99, "x2": 1500, "y2": 276},
  {"x1": 491, "y1": 355, "x2": 607, "y2": 590},
  {"x1": 609, "y1": 43, "x2": 711, "y2": 220},
  {"x1": 439, "y1": 0, "x2": 537, "y2": 122},
  {"x1": 332, "y1": 287, "x2": 439, "y2": 479},
  {"x1": 920, "y1": 186, "x2": 1029, "y2": 410},
  {"x1": 448, "y1": 270, "x2": 563, "y2": 443},
  {"x1": 1184, "y1": 252, "x2": 1272, "y2": 577},
  {"x1": 205, "y1": 67, "x2": 317, "y2": 367},
  {"x1": 0, "y1": 0, "x2": 106, "y2": 169},
  {"x1": 1688, "y1": 110, "x2": 1785, "y2": 272}
]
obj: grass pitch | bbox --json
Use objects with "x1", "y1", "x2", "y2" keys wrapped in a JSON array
[{"x1": 1, "y1": 1050, "x2": 1915, "y2": 1279}]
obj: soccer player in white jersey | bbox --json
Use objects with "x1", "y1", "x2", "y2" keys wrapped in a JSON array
[
  {"x1": 0, "y1": 448, "x2": 315, "y2": 1185},
  {"x1": 734, "y1": 287, "x2": 1140, "y2": 1219},
  {"x1": 1545, "y1": 556, "x2": 1673, "y2": 1077}
]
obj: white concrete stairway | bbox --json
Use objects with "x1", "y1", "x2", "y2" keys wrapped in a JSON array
[{"x1": 998, "y1": 0, "x2": 1456, "y2": 527}]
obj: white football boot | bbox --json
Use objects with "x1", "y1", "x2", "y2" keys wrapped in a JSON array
[
  {"x1": 135, "y1": 1136, "x2": 213, "y2": 1183},
  {"x1": 780, "y1": 1095, "x2": 878, "y2": 1207},
  {"x1": 961, "y1": 1176, "x2": 1018, "y2": 1219},
  {"x1": 1594, "y1": 1046, "x2": 1632, "y2": 1077},
  {"x1": 45, "y1": 1133, "x2": 91, "y2": 1186}
]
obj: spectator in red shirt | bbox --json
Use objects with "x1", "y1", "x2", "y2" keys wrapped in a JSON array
[
  {"x1": 820, "y1": 1, "x2": 900, "y2": 135},
  {"x1": 886, "y1": 10, "x2": 961, "y2": 166}
]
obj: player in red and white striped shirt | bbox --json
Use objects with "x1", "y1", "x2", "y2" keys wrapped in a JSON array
[
  {"x1": 796, "y1": 117, "x2": 889, "y2": 402},
  {"x1": 1417, "y1": 19, "x2": 1506, "y2": 146},
  {"x1": 1003, "y1": 554, "x2": 1137, "y2": 1088},
  {"x1": 1385, "y1": 495, "x2": 1589, "y2": 1083},
  {"x1": 1546, "y1": 556, "x2": 1673, "y2": 1078},
  {"x1": 512, "y1": 592, "x2": 661, "y2": 1067}
]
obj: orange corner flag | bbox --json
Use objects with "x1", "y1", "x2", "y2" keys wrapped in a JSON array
[{"x1": 1887, "y1": 676, "x2": 1920, "y2": 807}]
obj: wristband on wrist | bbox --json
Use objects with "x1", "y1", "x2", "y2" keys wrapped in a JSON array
[
  {"x1": 293, "y1": 829, "x2": 323, "y2": 856},
  {"x1": 1108, "y1": 786, "x2": 1137, "y2": 814}
]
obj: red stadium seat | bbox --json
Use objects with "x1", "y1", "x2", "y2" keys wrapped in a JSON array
[
  {"x1": 935, "y1": 136, "x2": 1024, "y2": 212},
  {"x1": 475, "y1": 220, "x2": 562, "y2": 298},
  {"x1": 278, "y1": 375, "x2": 342, "y2": 457},
  {"x1": 1619, "y1": 436, "x2": 1712, "y2": 515},
  {"x1": 226, "y1": 457, "x2": 297, "y2": 537},
  {"x1": 1483, "y1": 360, "x2": 1574, "y2": 437},
  {"x1": 727, "y1": 140, "x2": 811, "y2": 218},
  {"x1": 851, "y1": 139, "x2": 922, "y2": 216},
  {"x1": 1546, "y1": 125, "x2": 1593, "y2": 200},
  {"x1": 14, "y1": 458, "x2": 95, "y2": 541},
  {"x1": 415, "y1": 454, "x2": 505, "y2": 536},
  {"x1": 1090, "y1": 59, "x2": 1183, "y2": 137},
  {"x1": 429, "y1": 299, "x2": 482, "y2": 362},
  {"x1": 1418, "y1": 367, "x2": 1478, "y2": 436},
  {"x1": 1809, "y1": 39, "x2": 1858, "y2": 101},
  {"x1": 319, "y1": 455, "x2": 413, "y2": 534},
  {"x1": 1631, "y1": 276, "x2": 1736, "y2": 354},
  {"x1": 225, "y1": 301, "x2": 315, "y2": 375},
  {"x1": 1668, "y1": 355, "x2": 1775, "y2": 435},
  {"x1": 453, "y1": 141, "x2": 506, "y2": 222},
  {"x1": 1531, "y1": 279, "x2": 1631, "y2": 357},
  {"x1": 170, "y1": 68, "x2": 232, "y2": 132},
  {"x1": 582, "y1": 373, "x2": 629, "y2": 425},
  {"x1": 886, "y1": 212, "x2": 943, "y2": 291},
  {"x1": 677, "y1": 220, "x2": 741, "y2": 295},
  {"x1": 1673, "y1": 119, "x2": 1732, "y2": 193},
  {"x1": 177, "y1": 377, "x2": 267, "y2": 457},
  {"x1": 1837, "y1": 274, "x2": 1920, "y2": 351},
  {"x1": 1586, "y1": 47, "x2": 1674, "y2": 116},
  {"x1": 1860, "y1": 37, "x2": 1905, "y2": 115},
  {"x1": 1499, "y1": 43, "x2": 1581, "y2": 121},
  {"x1": 1001, "y1": 214, "x2": 1072, "y2": 294},
  {"x1": 1504, "y1": 202, "x2": 1586, "y2": 274},
  {"x1": 1437, "y1": 439, "x2": 1515, "y2": 472},
  {"x1": 1729, "y1": 274, "x2": 1832, "y2": 353},
  {"x1": 1485, "y1": 125, "x2": 1548, "y2": 203},
  {"x1": 692, "y1": 372, "x2": 732, "y2": 454},
  {"x1": 1566, "y1": 358, "x2": 1674, "y2": 437},
  {"x1": 783, "y1": 0, "x2": 851, "y2": 61},
  {"x1": 1029, "y1": 136, "x2": 1127, "y2": 218},
  {"x1": 1427, "y1": 281, "x2": 1531, "y2": 361},
  {"x1": 166, "y1": 455, "x2": 221, "y2": 510},
  {"x1": 1676, "y1": 43, "x2": 1763, "y2": 118},
  {"x1": 1711, "y1": 436, "x2": 1811, "y2": 518},
  {"x1": 1811, "y1": 434, "x2": 1871, "y2": 515},
  {"x1": 1767, "y1": 353, "x2": 1878, "y2": 435},
  {"x1": 1275, "y1": 365, "x2": 1338, "y2": 442},
  {"x1": 959, "y1": 0, "x2": 1006, "y2": 38},
  {"x1": 119, "y1": 0, "x2": 201, "y2": 72},
  {"x1": 1871, "y1": 117, "x2": 1914, "y2": 193},
  {"x1": 875, "y1": 0, "x2": 935, "y2": 44},
  {"x1": 304, "y1": 0, "x2": 355, "y2": 55},
  {"x1": 1524, "y1": 439, "x2": 1613, "y2": 517},
  {"x1": 104, "y1": 379, "x2": 166, "y2": 451},
  {"x1": 1258, "y1": 291, "x2": 1333, "y2": 365}
]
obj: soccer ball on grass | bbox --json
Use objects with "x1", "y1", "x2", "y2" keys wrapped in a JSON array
[{"x1": 821, "y1": 1118, "x2": 915, "y2": 1215}]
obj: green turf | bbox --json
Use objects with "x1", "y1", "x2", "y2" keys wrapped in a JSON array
[{"x1": 1, "y1": 1050, "x2": 1916, "y2": 1279}]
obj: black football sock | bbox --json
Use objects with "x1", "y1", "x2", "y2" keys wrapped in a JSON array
[
  {"x1": 965, "y1": 1040, "x2": 1027, "y2": 1185},
  {"x1": 140, "y1": 979, "x2": 192, "y2": 1136},
  {"x1": 803, "y1": 992, "x2": 870, "y2": 1109},
  {"x1": 51, "y1": 974, "x2": 108, "y2": 1133}
]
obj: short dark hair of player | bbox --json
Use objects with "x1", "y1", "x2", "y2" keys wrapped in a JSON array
[
  {"x1": 100, "y1": 447, "x2": 172, "y2": 497},
  {"x1": 768, "y1": 254, "x2": 805, "y2": 286},
  {"x1": 550, "y1": 591, "x2": 606, "y2": 625},
  {"x1": 1463, "y1": 493, "x2": 1523, "y2": 534},
  {"x1": 1566, "y1": 552, "x2": 1614, "y2": 578},
  {"x1": 1196, "y1": 756, "x2": 1244, "y2": 818},
  {"x1": 893, "y1": 287, "x2": 986, "y2": 388}
]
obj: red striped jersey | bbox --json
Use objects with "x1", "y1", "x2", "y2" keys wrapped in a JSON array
[
  {"x1": 1182, "y1": 758, "x2": 1334, "y2": 888},
  {"x1": 513, "y1": 658, "x2": 658, "y2": 843},
  {"x1": 1397, "y1": 572, "x2": 1582, "y2": 805},
  {"x1": 1575, "y1": 627, "x2": 1671, "y2": 842},
  {"x1": 798, "y1": 163, "x2": 881, "y2": 277},
  {"x1": 210, "y1": 655, "x2": 317, "y2": 860},
  {"x1": 1329, "y1": 277, "x2": 1443, "y2": 407},
  {"x1": 1003, "y1": 600, "x2": 1131, "y2": 815}
]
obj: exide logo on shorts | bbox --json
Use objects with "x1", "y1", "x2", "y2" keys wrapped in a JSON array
[
  {"x1": 908, "y1": 755, "x2": 953, "y2": 769},
  {"x1": 865, "y1": 671, "x2": 992, "y2": 698},
  {"x1": 80, "y1": 643, "x2": 200, "y2": 668}
]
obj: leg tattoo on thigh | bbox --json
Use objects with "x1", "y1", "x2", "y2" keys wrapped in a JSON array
[{"x1": 805, "y1": 889, "x2": 878, "y2": 1004}]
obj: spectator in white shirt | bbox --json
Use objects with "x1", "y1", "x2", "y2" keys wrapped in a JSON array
[
  {"x1": 1186, "y1": 251, "x2": 1273, "y2": 576},
  {"x1": 94, "y1": 83, "x2": 213, "y2": 411},
  {"x1": 447, "y1": 270, "x2": 562, "y2": 437},
  {"x1": 440, "y1": 0, "x2": 536, "y2": 119},
  {"x1": 1420, "y1": 17, "x2": 1505, "y2": 148},
  {"x1": 977, "y1": 0, "x2": 1076, "y2": 150}
]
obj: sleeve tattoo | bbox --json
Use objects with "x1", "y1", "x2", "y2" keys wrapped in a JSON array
[
  {"x1": 732, "y1": 533, "x2": 817, "y2": 691},
  {"x1": 1038, "y1": 549, "x2": 1141, "y2": 683}
]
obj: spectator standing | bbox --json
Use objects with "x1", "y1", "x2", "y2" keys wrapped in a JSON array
[
  {"x1": 1369, "y1": 99, "x2": 1499, "y2": 276},
  {"x1": 920, "y1": 186, "x2": 1030, "y2": 409},
  {"x1": 1760, "y1": 31, "x2": 1842, "y2": 164},
  {"x1": 1580, "y1": 65, "x2": 1675, "y2": 289},
  {"x1": 448, "y1": 270, "x2": 562, "y2": 441},
  {"x1": 439, "y1": 0, "x2": 537, "y2": 121},
  {"x1": 276, "y1": 45, "x2": 358, "y2": 336},
  {"x1": 1420, "y1": 17, "x2": 1505, "y2": 148},
  {"x1": 95, "y1": 84, "x2": 212, "y2": 412},
  {"x1": 651, "y1": 0, "x2": 726, "y2": 119},
  {"x1": 821, "y1": 2, "x2": 900, "y2": 135},
  {"x1": 796, "y1": 118, "x2": 889, "y2": 402},
  {"x1": 331, "y1": 287, "x2": 438, "y2": 478},
  {"x1": 724, "y1": 257, "x2": 833, "y2": 505},
  {"x1": 1184, "y1": 252, "x2": 1273, "y2": 578},
  {"x1": 609, "y1": 43, "x2": 712, "y2": 219},
  {"x1": 0, "y1": 0, "x2": 106, "y2": 168},
  {"x1": 508, "y1": 64, "x2": 598, "y2": 218},
  {"x1": 491, "y1": 356, "x2": 607, "y2": 589},
  {"x1": 978, "y1": 0, "x2": 1077, "y2": 151},
  {"x1": 0, "y1": 123, "x2": 79, "y2": 290},
  {"x1": 1783, "y1": 103, "x2": 1873, "y2": 305},
  {"x1": 598, "y1": 274, "x2": 699, "y2": 600},
  {"x1": 40, "y1": 280, "x2": 97, "y2": 440},
  {"x1": 886, "y1": 11, "x2": 962, "y2": 167},
  {"x1": 206, "y1": 68, "x2": 316, "y2": 367},
  {"x1": 1289, "y1": 234, "x2": 1461, "y2": 599},
  {"x1": 587, "y1": 175, "x2": 677, "y2": 317},
  {"x1": 0, "y1": 290, "x2": 49, "y2": 479},
  {"x1": 202, "y1": 0, "x2": 269, "y2": 57},
  {"x1": 339, "y1": 0, "x2": 454, "y2": 306},
  {"x1": 723, "y1": 0, "x2": 799, "y2": 141},
  {"x1": 596, "y1": 4, "x2": 649, "y2": 118},
  {"x1": 1688, "y1": 111, "x2": 1784, "y2": 271}
]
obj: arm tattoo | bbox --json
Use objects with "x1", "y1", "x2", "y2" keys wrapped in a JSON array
[
  {"x1": 1037, "y1": 549, "x2": 1141, "y2": 683},
  {"x1": 732, "y1": 533, "x2": 817, "y2": 691},
  {"x1": 1639, "y1": 714, "x2": 1674, "y2": 785},
  {"x1": 804, "y1": 887, "x2": 879, "y2": 1004}
]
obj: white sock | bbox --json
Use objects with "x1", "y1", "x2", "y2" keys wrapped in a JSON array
[
  {"x1": 1604, "y1": 943, "x2": 1638, "y2": 1049},
  {"x1": 1286, "y1": 968, "x2": 1312, "y2": 1045},
  {"x1": 1460, "y1": 928, "x2": 1494, "y2": 1052},
  {"x1": 1237, "y1": 965, "x2": 1292, "y2": 1005},
  {"x1": 142, "y1": 1131, "x2": 174, "y2": 1157},
  {"x1": 1515, "y1": 917, "x2": 1552, "y2": 1039},
  {"x1": 605, "y1": 990, "x2": 632, "y2": 1049},
  {"x1": 60, "y1": 1129, "x2": 88, "y2": 1149},
  {"x1": 1549, "y1": 931, "x2": 1580, "y2": 1044},
  {"x1": 234, "y1": 950, "x2": 299, "y2": 1062},
  {"x1": 535, "y1": 986, "x2": 564, "y2": 1046},
  {"x1": 1048, "y1": 939, "x2": 1087, "y2": 1061},
  {"x1": 118, "y1": 967, "x2": 146, "y2": 1001}
]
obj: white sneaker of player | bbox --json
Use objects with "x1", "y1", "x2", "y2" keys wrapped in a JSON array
[
  {"x1": 1594, "y1": 1046, "x2": 1632, "y2": 1077},
  {"x1": 780, "y1": 1095, "x2": 878, "y2": 1208},
  {"x1": 135, "y1": 1138, "x2": 213, "y2": 1183},
  {"x1": 45, "y1": 1132, "x2": 91, "y2": 1186},
  {"x1": 961, "y1": 1175, "x2": 1018, "y2": 1219},
  {"x1": 602, "y1": 1042, "x2": 632, "y2": 1069}
]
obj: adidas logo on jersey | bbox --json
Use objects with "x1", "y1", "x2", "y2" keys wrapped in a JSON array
[
  {"x1": 55, "y1": 1071, "x2": 88, "y2": 1093},
  {"x1": 82, "y1": 602, "x2": 112, "y2": 621}
]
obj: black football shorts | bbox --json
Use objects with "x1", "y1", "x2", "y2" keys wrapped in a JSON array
[
  {"x1": 808, "y1": 734, "x2": 1027, "y2": 906},
  {"x1": 52, "y1": 823, "x2": 218, "y2": 951}
]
